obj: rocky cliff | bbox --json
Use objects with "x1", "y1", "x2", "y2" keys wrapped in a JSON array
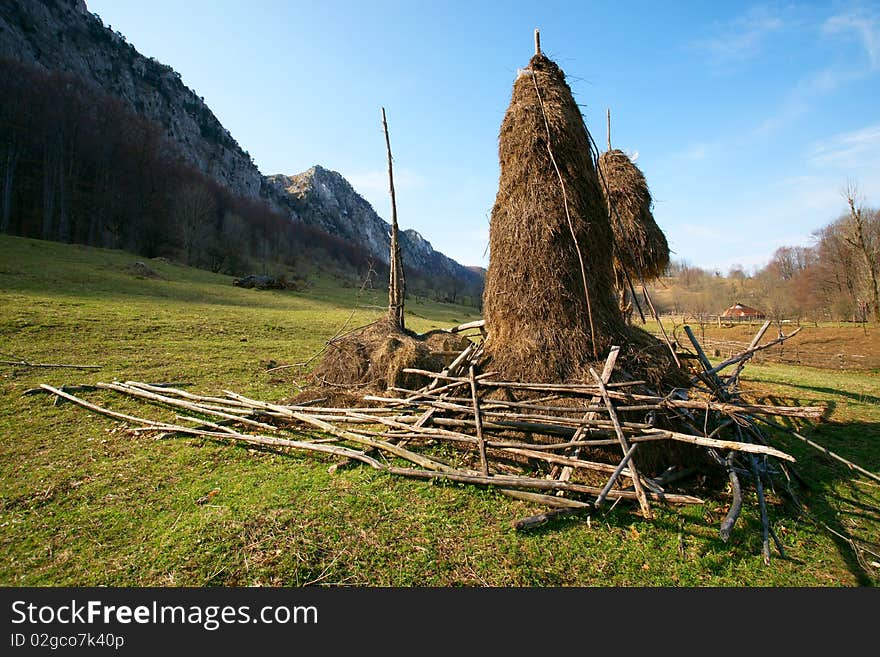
[
  {"x1": 266, "y1": 166, "x2": 482, "y2": 288},
  {"x1": 0, "y1": 0, "x2": 480, "y2": 290},
  {"x1": 1, "y1": 0, "x2": 262, "y2": 199}
]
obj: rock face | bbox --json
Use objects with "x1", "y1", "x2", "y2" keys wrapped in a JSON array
[
  {"x1": 0, "y1": 0, "x2": 261, "y2": 198},
  {"x1": 0, "y1": 0, "x2": 481, "y2": 289},
  {"x1": 267, "y1": 166, "x2": 482, "y2": 287}
]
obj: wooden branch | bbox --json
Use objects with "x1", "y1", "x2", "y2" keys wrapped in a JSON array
[
  {"x1": 390, "y1": 375, "x2": 823, "y2": 418},
  {"x1": 501, "y1": 489, "x2": 592, "y2": 510},
  {"x1": 23, "y1": 383, "x2": 98, "y2": 396},
  {"x1": 589, "y1": 367, "x2": 652, "y2": 519},
  {"x1": 447, "y1": 319, "x2": 485, "y2": 334},
  {"x1": 400, "y1": 369, "x2": 641, "y2": 391},
  {"x1": 594, "y1": 444, "x2": 639, "y2": 508},
  {"x1": 411, "y1": 343, "x2": 480, "y2": 429},
  {"x1": 469, "y1": 365, "x2": 489, "y2": 476},
  {"x1": 719, "y1": 454, "x2": 742, "y2": 542},
  {"x1": 3, "y1": 359, "x2": 101, "y2": 370},
  {"x1": 635, "y1": 429, "x2": 795, "y2": 462},
  {"x1": 39, "y1": 385, "x2": 380, "y2": 467},
  {"x1": 500, "y1": 489, "x2": 593, "y2": 531},
  {"x1": 662, "y1": 399, "x2": 824, "y2": 419},
  {"x1": 749, "y1": 451, "x2": 772, "y2": 566},
  {"x1": 342, "y1": 410, "x2": 476, "y2": 442},
  {"x1": 606, "y1": 107, "x2": 611, "y2": 151},
  {"x1": 642, "y1": 287, "x2": 681, "y2": 368},
  {"x1": 384, "y1": 467, "x2": 703, "y2": 504},
  {"x1": 343, "y1": 418, "x2": 636, "y2": 478},
  {"x1": 513, "y1": 507, "x2": 588, "y2": 531},
  {"x1": 386, "y1": 391, "x2": 658, "y2": 416},
  {"x1": 25, "y1": 381, "x2": 192, "y2": 396},
  {"x1": 486, "y1": 438, "x2": 622, "y2": 450},
  {"x1": 684, "y1": 325, "x2": 726, "y2": 395},
  {"x1": 128, "y1": 381, "x2": 256, "y2": 409},
  {"x1": 290, "y1": 411, "x2": 462, "y2": 474},
  {"x1": 703, "y1": 324, "x2": 802, "y2": 379},
  {"x1": 430, "y1": 415, "x2": 642, "y2": 438},
  {"x1": 559, "y1": 346, "x2": 620, "y2": 485},
  {"x1": 490, "y1": 446, "x2": 635, "y2": 477},
  {"x1": 96, "y1": 382, "x2": 278, "y2": 431},
  {"x1": 382, "y1": 107, "x2": 405, "y2": 330},
  {"x1": 40, "y1": 384, "x2": 183, "y2": 430}
]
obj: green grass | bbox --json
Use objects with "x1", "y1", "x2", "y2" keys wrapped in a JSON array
[{"x1": 1, "y1": 234, "x2": 878, "y2": 586}]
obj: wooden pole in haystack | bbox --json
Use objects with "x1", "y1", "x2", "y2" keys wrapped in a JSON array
[
  {"x1": 606, "y1": 108, "x2": 611, "y2": 151},
  {"x1": 382, "y1": 107, "x2": 405, "y2": 330}
]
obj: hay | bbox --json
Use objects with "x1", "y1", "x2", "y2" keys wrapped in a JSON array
[
  {"x1": 482, "y1": 54, "x2": 626, "y2": 383},
  {"x1": 597, "y1": 148, "x2": 670, "y2": 284},
  {"x1": 309, "y1": 317, "x2": 467, "y2": 394}
]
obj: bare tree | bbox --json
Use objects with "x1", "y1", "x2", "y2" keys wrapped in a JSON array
[
  {"x1": 174, "y1": 183, "x2": 216, "y2": 265},
  {"x1": 843, "y1": 183, "x2": 880, "y2": 323},
  {"x1": 1, "y1": 134, "x2": 16, "y2": 233}
]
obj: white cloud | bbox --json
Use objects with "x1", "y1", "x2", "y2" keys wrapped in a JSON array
[
  {"x1": 751, "y1": 67, "x2": 855, "y2": 137},
  {"x1": 808, "y1": 123, "x2": 880, "y2": 169},
  {"x1": 824, "y1": 8, "x2": 880, "y2": 69},
  {"x1": 690, "y1": 6, "x2": 786, "y2": 68},
  {"x1": 776, "y1": 175, "x2": 845, "y2": 213},
  {"x1": 679, "y1": 222, "x2": 741, "y2": 243}
]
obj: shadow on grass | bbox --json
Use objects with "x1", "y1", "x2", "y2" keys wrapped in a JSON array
[
  {"x1": 501, "y1": 407, "x2": 879, "y2": 585},
  {"x1": 761, "y1": 405, "x2": 879, "y2": 586},
  {"x1": 768, "y1": 382, "x2": 880, "y2": 407}
]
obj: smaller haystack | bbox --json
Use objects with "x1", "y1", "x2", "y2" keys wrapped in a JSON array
[
  {"x1": 309, "y1": 317, "x2": 470, "y2": 394},
  {"x1": 597, "y1": 149, "x2": 669, "y2": 316}
]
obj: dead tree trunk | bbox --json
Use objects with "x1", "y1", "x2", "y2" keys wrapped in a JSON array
[
  {"x1": 1, "y1": 135, "x2": 16, "y2": 233},
  {"x1": 42, "y1": 143, "x2": 56, "y2": 240},
  {"x1": 846, "y1": 190, "x2": 880, "y2": 323},
  {"x1": 382, "y1": 107, "x2": 405, "y2": 330}
]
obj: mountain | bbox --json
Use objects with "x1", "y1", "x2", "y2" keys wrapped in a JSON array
[
  {"x1": 0, "y1": 0, "x2": 481, "y2": 292},
  {"x1": 266, "y1": 166, "x2": 482, "y2": 287},
  {"x1": 0, "y1": 0, "x2": 261, "y2": 199}
]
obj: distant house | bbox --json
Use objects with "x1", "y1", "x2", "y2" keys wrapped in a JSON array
[{"x1": 721, "y1": 302, "x2": 766, "y2": 320}]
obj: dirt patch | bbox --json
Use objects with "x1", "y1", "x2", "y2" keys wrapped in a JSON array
[{"x1": 668, "y1": 323, "x2": 880, "y2": 370}]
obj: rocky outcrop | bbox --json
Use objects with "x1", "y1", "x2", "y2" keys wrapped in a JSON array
[
  {"x1": 0, "y1": 0, "x2": 481, "y2": 292},
  {"x1": 267, "y1": 166, "x2": 482, "y2": 287},
  {"x1": 0, "y1": 0, "x2": 261, "y2": 199}
]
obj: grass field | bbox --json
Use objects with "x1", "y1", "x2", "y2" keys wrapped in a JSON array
[{"x1": 1, "y1": 235, "x2": 878, "y2": 586}]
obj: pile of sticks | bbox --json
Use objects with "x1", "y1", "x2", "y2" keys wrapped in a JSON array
[{"x1": 34, "y1": 320, "x2": 841, "y2": 563}]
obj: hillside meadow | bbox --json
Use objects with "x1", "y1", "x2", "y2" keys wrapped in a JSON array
[{"x1": 1, "y1": 235, "x2": 878, "y2": 586}]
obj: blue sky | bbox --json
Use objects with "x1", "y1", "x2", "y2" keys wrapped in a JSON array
[{"x1": 86, "y1": 1, "x2": 880, "y2": 272}]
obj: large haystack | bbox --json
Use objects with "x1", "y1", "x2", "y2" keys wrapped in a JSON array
[
  {"x1": 482, "y1": 54, "x2": 626, "y2": 382},
  {"x1": 597, "y1": 149, "x2": 669, "y2": 316}
]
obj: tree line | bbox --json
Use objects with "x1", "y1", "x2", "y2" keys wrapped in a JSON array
[
  {"x1": 654, "y1": 188, "x2": 879, "y2": 324},
  {"x1": 0, "y1": 57, "x2": 482, "y2": 305}
]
